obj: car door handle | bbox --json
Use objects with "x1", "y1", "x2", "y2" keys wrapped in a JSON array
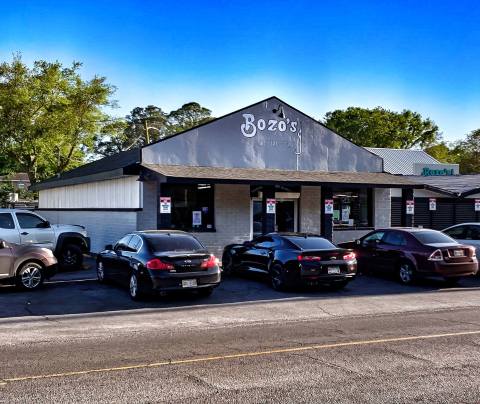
[{"x1": 21, "y1": 232, "x2": 29, "y2": 236}]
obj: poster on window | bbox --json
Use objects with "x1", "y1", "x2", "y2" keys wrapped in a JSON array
[
  {"x1": 429, "y1": 198, "x2": 437, "y2": 211},
  {"x1": 475, "y1": 199, "x2": 480, "y2": 212},
  {"x1": 406, "y1": 200, "x2": 415, "y2": 215},
  {"x1": 192, "y1": 211, "x2": 202, "y2": 226},
  {"x1": 324, "y1": 199, "x2": 334, "y2": 215},
  {"x1": 266, "y1": 198, "x2": 276, "y2": 214},
  {"x1": 160, "y1": 197, "x2": 171, "y2": 214}
]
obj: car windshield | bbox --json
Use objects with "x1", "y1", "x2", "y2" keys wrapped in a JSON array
[
  {"x1": 146, "y1": 235, "x2": 206, "y2": 252},
  {"x1": 413, "y1": 231, "x2": 457, "y2": 245},
  {"x1": 285, "y1": 236, "x2": 335, "y2": 250}
]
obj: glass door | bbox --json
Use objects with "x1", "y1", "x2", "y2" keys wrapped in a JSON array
[{"x1": 250, "y1": 198, "x2": 298, "y2": 239}]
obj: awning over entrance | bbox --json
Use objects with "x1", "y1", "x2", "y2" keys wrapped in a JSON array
[{"x1": 143, "y1": 164, "x2": 420, "y2": 188}]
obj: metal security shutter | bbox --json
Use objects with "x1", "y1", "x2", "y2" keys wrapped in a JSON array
[
  {"x1": 432, "y1": 199, "x2": 455, "y2": 230},
  {"x1": 456, "y1": 200, "x2": 476, "y2": 224},
  {"x1": 391, "y1": 197, "x2": 402, "y2": 227},
  {"x1": 414, "y1": 198, "x2": 430, "y2": 228}
]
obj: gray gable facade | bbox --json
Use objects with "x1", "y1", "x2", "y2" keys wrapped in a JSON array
[{"x1": 142, "y1": 97, "x2": 383, "y2": 173}]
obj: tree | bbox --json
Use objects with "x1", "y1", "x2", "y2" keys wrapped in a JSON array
[
  {"x1": 0, "y1": 55, "x2": 115, "y2": 183},
  {"x1": 424, "y1": 142, "x2": 453, "y2": 163},
  {"x1": 0, "y1": 182, "x2": 13, "y2": 208},
  {"x1": 323, "y1": 107, "x2": 440, "y2": 149},
  {"x1": 94, "y1": 102, "x2": 213, "y2": 157},
  {"x1": 451, "y1": 129, "x2": 480, "y2": 174}
]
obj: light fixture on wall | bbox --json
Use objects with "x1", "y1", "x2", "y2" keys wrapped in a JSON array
[{"x1": 272, "y1": 105, "x2": 285, "y2": 119}]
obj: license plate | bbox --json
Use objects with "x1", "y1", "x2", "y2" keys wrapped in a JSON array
[
  {"x1": 328, "y1": 266, "x2": 341, "y2": 274},
  {"x1": 182, "y1": 279, "x2": 197, "y2": 288},
  {"x1": 454, "y1": 250, "x2": 465, "y2": 257}
]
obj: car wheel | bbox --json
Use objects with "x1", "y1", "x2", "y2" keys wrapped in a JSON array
[
  {"x1": 16, "y1": 262, "x2": 44, "y2": 290},
  {"x1": 97, "y1": 261, "x2": 107, "y2": 283},
  {"x1": 444, "y1": 277, "x2": 461, "y2": 287},
  {"x1": 197, "y1": 287, "x2": 214, "y2": 298},
  {"x1": 59, "y1": 244, "x2": 83, "y2": 270},
  {"x1": 270, "y1": 263, "x2": 288, "y2": 291},
  {"x1": 398, "y1": 262, "x2": 416, "y2": 285},
  {"x1": 330, "y1": 279, "x2": 349, "y2": 290},
  {"x1": 129, "y1": 273, "x2": 149, "y2": 301},
  {"x1": 221, "y1": 251, "x2": 235, "y2": 276}
]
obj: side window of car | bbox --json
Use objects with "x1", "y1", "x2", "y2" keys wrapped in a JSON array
[
  {"x1": 0, "y1": 213, "x2": 15, "y2": 229},
  {"x1": 127, "y1": 235, "x2": 142, "y2": 252},
  {"x1": 16, "y1": 213, "x2": 46, "y2": 229},
  {"x1": 115, "y1": 235, "x2": 133, "y2": 251},
  {"x1": 254, "y1": 237, "x2": 276, "y2": 249},
  {"x1": 382, "y1": 232, "x2": 407, "y2": 246},
  {"x1": 445, "y1": 226, "x2": 466, "y2": 239},
  {"x1": 465, "y1": 226, "x2": 480, "y2": 241},
  {"x1": 362, "y1": 232, "x2": 385, "y2": 247}
]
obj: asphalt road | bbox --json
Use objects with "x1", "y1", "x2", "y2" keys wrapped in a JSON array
[{"x1": 2, "y1": 264, "x2": 480, "y2": 402}]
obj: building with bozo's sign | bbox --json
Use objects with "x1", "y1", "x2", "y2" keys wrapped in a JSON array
[{"x1": 33, "y1": 97, "x2": 422, "y2": 254}]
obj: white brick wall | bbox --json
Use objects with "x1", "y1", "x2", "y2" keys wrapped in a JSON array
[
  {"x1": 299, "y1": 186, "x2": 321, "y2": 233},
  {"x1": 36, "y1": 210, "x2": 138, "y2": 253}
]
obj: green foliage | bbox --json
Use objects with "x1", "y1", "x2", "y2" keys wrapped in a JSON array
[
  {"x1": 0, "y1": 182, "x2": 14, "y2": 208},
  {"x1": 0, "y1": 55, "x2": 115, "y2": 183},
  {"x1": 451, "y1": 129, "x2": 480, "y2": 174},
  {"x1": 94, "y1": 102, "x2": 213, "y2": 157},
  {"x1": 323, "y1": 107, "x2": 440, "y2": 149},
  {"x1": 424, "y1": 142, "x2": 452, "y2": 163}
]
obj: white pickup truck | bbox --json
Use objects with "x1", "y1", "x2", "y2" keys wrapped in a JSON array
[{"x1": 0, "y1": 209, "x2": 90, "y2": 270}]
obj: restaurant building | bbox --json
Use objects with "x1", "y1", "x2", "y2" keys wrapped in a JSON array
[{"x1": 32, "y1": 97, "x2": 420, "y2": 255}]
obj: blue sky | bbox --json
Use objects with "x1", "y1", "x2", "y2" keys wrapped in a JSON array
[{"x1": 1, "y1": 0, "x2": 479, "y2": 141}]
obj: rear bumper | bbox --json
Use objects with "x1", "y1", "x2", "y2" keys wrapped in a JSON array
[
  {"x1": 149, "y1": 268, "x2": 221, "y2": 291},
  {"x1": 427, "y1": 260, "x2": 479, "y2": 278},
  {"x1": 297, "y1": 261, "x2": 357, "y2": 284}
]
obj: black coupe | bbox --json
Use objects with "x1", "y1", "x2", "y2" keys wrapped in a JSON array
[
  {"x1": 222, "y1": 233, "x2": 357, "y2": 291},
  {"x1": 96, "y1": 230, "x2": 221, "y2": 300}
]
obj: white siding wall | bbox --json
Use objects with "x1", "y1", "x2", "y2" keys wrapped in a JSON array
[{"x1": 38, "y1": 177, "x2": 142, "y2": 209}]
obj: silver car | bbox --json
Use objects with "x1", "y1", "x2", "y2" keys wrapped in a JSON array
[
  {"x1": 0, "y1": 239, "x2": 58, "y2": 290},
  {"x1": 443, "y1": 223, "x2": 480, "y2": 257}
]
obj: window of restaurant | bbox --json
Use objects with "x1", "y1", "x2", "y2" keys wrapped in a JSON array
[
  {"x1": 333, "y1": 188, "x2": 372, "y2": 229},
  {"x1": 163, "y1": 184, "x2": 215, "y2": 231}
]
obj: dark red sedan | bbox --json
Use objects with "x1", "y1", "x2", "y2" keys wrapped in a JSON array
[{"x1": 338, "y1": 228, "x2": 478, "y2": 285}]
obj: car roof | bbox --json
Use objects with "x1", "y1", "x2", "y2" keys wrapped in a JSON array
[
  {"x1": 0, "y1": 209, "x2": 35, "y2": 213},
  {"x1": 374, "y1": 227, "x2": 441, "y2": 234},
  {"x1": 267, "y1": 232, "x2": 323, "y2": 238},
  {"x1": 134, "y1": 230, "x2": 192, "y2": 236},
  {"x1": 444, "y1": 223, "x2": 480, "y2": 228}
]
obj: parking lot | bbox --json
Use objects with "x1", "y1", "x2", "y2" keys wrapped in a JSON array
[{"x1": 2, "y1": 256, "x2": 480, "y2": 320}]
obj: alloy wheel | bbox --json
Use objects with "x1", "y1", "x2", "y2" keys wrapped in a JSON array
[
  {"x1": 62, "y1": 250, "x2": 77, "y2": 266},
  {"x1": 20, "y1": 263, "x2": 43, "y2": 289},
  {"x1": 271, "y1": 264, "x2": 284, "y2": 291},
  {"x1": 129, "y1": 274, "x2": 138, "y2": 298},
  {"x1": 399, "y1": 263, "x2": 414, "y2": 284},
  {"x1": 97, "y1": 262, "x2": 105, "y2": 282}
]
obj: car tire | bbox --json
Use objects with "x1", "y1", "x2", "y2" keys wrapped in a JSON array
[
  {"x1": 197, "y1": 287, "x2": 214, "y2": 298},
  {"x1": 270, "y1": 263, "x2": 288, "y2": 291},
  {"x1": 221, "y1": 251, "x2": 235, "y2": 276},
  {"x1": 330, "y1": 279, "x2": 349, "y2": 290},
  {"x1": 129, "y1": 272, "x2": 149, "y2": 301},
  {"x1": 59, "y1": 244, "x2": 83, "y2": 270},
  {"x1": 398, "y1": 262, "x2": 416, "y2": 285},
  {"x1": 444, "y1": 277, "x2": 461, "y2": 287},
  {"x1": 96, "y1": 260, "x2": 107, "y2": 284},
  {"x1": 16, "y1": 261, "x2": 44, "y2": 291}
]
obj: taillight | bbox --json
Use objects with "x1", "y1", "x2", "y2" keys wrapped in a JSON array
[
  {"x1": 470, "y1": 247, "x2": 477, "y2": 259},
  {"x1": 428, "y1": 249, "x2": 444, "y2": 261},
  {"x1": 201, "y1": 255, "x2": 218, "y2": 269},
  {"x1": 343, "y1": 252, "x2": 356, "y2": 261},
  {"x1": 298, "y1": 255, "x2": 322, "y2": 261},
  {"x1": 146, "y1": 258, "x2": 174, "y2": 270}
]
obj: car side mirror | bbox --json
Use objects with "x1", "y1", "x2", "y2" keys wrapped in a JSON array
[
  {"x1": 0, "y1": 240, "x2": 6, "y2": 249},
  {"x1": 105, "y1": 244, "x2": 113, "y2": 250},
  {"x1": 356, "y1": 239, "x2": 361, "y2": 245},
  {"x1": 37, "y1": 221, "x2": 50, "y2": 228},
  {"x1": 243, "y1": 241, "x2": 253, "y2": 247}
]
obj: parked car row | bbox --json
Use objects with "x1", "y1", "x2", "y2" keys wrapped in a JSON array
[{"x1": 0, "y1": 210, "x2": 479, "y2": 300}]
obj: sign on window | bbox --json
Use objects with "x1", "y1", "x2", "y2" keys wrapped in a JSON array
[
  {"x1": 266, "y1": 198, "x2": 276, "y2": 214},
  {"x1": 192, "y1": 211, "x2": 202, "y2": 226},
  {"x1": 475, "y1": 199, "x2": 480, "y2": 212},
  {"x1": 429, "y1": 198, "x2": 437, "y2": 211},
  {"x1": 160, "y1": 197, "x2": 171, "y2": 214}
]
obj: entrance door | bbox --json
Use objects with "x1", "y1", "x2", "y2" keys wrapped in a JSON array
[{"x1": 250, "y1": 199, "x2": 298, "y2": 238}]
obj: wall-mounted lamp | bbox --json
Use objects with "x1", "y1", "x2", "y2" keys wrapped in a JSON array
[{"x1": 272, "y1": 105, "x2": 285, "y2": 119}]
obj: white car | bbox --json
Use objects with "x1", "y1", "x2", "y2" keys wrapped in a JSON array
[{"x1": 443, "y1": 223, "x2": 480, "y2": 256}]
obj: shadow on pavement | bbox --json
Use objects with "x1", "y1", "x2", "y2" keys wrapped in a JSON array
[{"x1": 1, "y1": 256, "x2": 480, "y2": 319}]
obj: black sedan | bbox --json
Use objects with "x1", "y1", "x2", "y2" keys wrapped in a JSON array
[
  {"x1": 222, "y1": 233, "x2": 357, "y2": 291},
  {"x1": 96, "y1": 230, "x2": 221, "y2": 300}
]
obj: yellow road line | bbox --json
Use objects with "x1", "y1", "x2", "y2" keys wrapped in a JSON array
[{"x1": 3, "y1": 329, "x2": 480, "y2": 384}]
